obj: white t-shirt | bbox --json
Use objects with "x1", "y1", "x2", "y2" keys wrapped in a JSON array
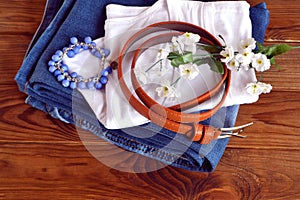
[{"x1": 65, "y1": 0, "x2": 258, "y2": 129}]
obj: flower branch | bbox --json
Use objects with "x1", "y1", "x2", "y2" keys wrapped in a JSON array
[{"x1": 134, "y1": 31, "x2": 296, "y2": 99}]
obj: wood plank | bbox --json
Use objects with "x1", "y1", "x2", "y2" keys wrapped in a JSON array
[
  {"x1": 0, "y1": 0, "x2": 299, "y2": 199},
  {"x1": 0, "y1": 1, "x2": 45, "y2": 35},
  {"x1": 265, "y1": 0, "x2": 300, "y2": 41},
  {"x1": 0, "y1": 143, "x2": 299, "y2": 199},
  {"x1": 0, "y1": 85, "x2": 299, "y2": 150},
  {"x1": 247, "y1": 0, "x2": 300, "y2": 42},
  {"x1": 260, "y1": 42, "x2": 300, "y2": 92},
  {"x1": 0, "y1": 84, "x2": 80, "y2": 142},
  {"x1": 230, "y1": 90, "x2": 300, "y2": 150}
]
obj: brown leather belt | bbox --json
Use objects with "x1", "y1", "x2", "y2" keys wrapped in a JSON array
[{"x1": 117, "y1": 21, "x2": 231, "y2": 144}]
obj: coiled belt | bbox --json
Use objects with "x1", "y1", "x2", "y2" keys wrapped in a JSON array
[{"x1": 117, "y1": 21, "x2": 231, "y2": 144}]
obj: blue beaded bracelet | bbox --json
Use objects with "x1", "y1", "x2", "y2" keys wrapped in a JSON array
[{"x1": 48, "y1": 36, "x2": 113, "y2": 90}]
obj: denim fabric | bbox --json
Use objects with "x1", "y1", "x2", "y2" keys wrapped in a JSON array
[
  {"x1": 250, "y1": 2, "x2": 270, "y2": 44},
  {"x1": 15, "y1": 0, "x2": 269, "y2": 172},
  {"x1": 25, "y1": 0, "x2": 64, "y2": 56}
]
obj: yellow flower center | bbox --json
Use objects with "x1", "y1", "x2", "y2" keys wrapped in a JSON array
[
  {"x1": 163, "y1": 86, "x2": 169, "y2": 95},
  {"x1": 184, "y1": 69, "x2": 191, "y2": 74},
  {"x1": 252, "y1": 84, "x2": 258, "y2": 94},
  {"x1": 257, "y1": 59, "x2": 263, "y2": 65},
  {"x1": 185, "y1": 33, "x2": 190, "y2": 38},
  {"x1": 243, "y1": 52, "x2": 249, "y2": 57}
]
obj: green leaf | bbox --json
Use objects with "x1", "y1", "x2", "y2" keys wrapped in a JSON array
[
  {"x1": 193, "y1": 57, "x2": 224, "y2": 74},
  {"x1": 265, "y1": 44, "x2": 292, "y2": 57},
  {"x1": 168, "y1": 51, "x2": 193, "y2": 67},
  {"x1": 275, "y1": 64, "x2": 281, "y2": 70},
  {"x1": 167, "y1": 52, "x2": 180, "y2": 60},
  {"x1": 193, "y1": 58, "x2": 209, "y2": 66},
  {"x1": 270, "y1": 57, "x2": 276, "y2": 65},
  {"x1": 201, "y1": 45, "x2": 223, "y2": 54},
  {"x1": 181, "y1": 52, "x2": 193, "y2": 63},
  {"x1": 170, "y1": 56, "x2": 183, "y2": 67},
  {"x1": 256, "y1": 42, "x2": 292, "y2": 58},
  {"x1": 210, "y1": 57, "x2": 224, "y2": 74},
  {"x1": 256, "y1": 42, "x2": 268, "y2": 53}
]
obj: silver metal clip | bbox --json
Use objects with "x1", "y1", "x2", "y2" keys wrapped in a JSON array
[{"x1": 217, "y1": 122, "x2": 254, "y2": 139}]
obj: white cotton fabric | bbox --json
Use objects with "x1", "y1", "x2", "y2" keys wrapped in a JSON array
[{"x1": 64, "y1": 0, "x2": 258, "y2": 129}]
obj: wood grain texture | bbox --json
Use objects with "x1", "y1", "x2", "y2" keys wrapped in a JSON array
[{"x1": 0, "y1": 0, "x2": 299, "y2": 199}]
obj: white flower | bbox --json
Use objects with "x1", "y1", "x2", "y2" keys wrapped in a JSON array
[
  {"x1": 179, "y1": 63, "x2": 200, "y2": 80},
  {"x1": 235, "y1": 49, "x2": 254, "y2": 69},
  {"x1": 239, "y1": 38, "x2": 256, "y2": 51},
  {"x1": 246, "y1": 82, "x2": 262, "y2": 95},
  {"x1": 220, "y1": 46, "x2": 234, "y2": 63},
  {"x1": 134, "y1": 69, "x2": 148, "y2": 85},
  {"x1": 178, "y1": 32, "x2": 201, "y2": 45},
  {"x1": 171, "y1": 36, "x2": 184, "y2": 54},
  {"x1": 227, "y1": 58, "x2": 240, "y2": 71},
  {"x1": 172, "y1": 33, "x2": 200, "y2": 54},
  {"x1": 257, "y1": 82, "x2": 272, "y2": 94},
  {"x1": 246, "y1": 81, "x2": 272, "y2": 95},
  {"x1": 155, "y1": 80, "x2": 178, "y2": 98},
  {"x1": 157, "y1": 44, "x2": 171, "y2": 59},
  {"x1": 251, "y1": 53, "x2": 271, "y2": 72}
]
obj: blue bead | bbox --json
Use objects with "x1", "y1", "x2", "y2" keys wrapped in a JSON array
[
  {"x1": 101, "y1": 48, "x2": 110, "y2": 57},
  {"x1": 52, "y1": 54, "x2": 60, "y2": 62},
  {"x1": 95, "y1": 82, "x2": 103, "y2": 90},
  {"x1": 67, "y1": 50, "x2": 75, "y2": 58},
  {"x1": 84, "y1": 36, "x2": 92, "y2": 43},
  {"x1": 70, "y1": 37, "x2": 78, "y2": 45},
  {"x1": 87, "y1": 81, "x2": 95, "y2": 89},
  {"x1": 48, "y1": 60, "x2": 55, "y2": 66},
  {"x1": 94, "y1": 51, "x2": 102, "y2": 58},
  {"x1": 61, "y1": 64, "x2": 69, "y2": 72},
  {"x1": 73, "y1": 46, "x2": 81, "y2": 54},
  {"x1": 106, "y1": 66, "x2": 113, "y2": 74},
  {"x1": 100, "y1": 76, "x2": 108, "y2": 84},
  {"x1": 55, "y1": 50, "x2": 63, "y2": 56},
  {"x1": 77, "y1": 82, "x2": 86, "y2": 89},
  {"x1": 90, "y1": 42, "x2": 96, "y2": 47},
  {"x1": 82, "y1": 45, "x2": 89, "y2": 50},
  {"x1": 49, "y1": 66, "x2": 56, "y2": 73},
  {"x1": 57, "y1": 74, "x2": 65, "y2": 81},
  {"x1": 70, "y1": 82, "x2": 76, "y2": 89},
  {"x1": 70, "y1": 72, "x2": 77, "y2": 78},
  {"x1": 101, "y1": 69, "x2": 109, "y2": 77},
  {"x1": 62, "y1": 79, "x2": 70, "y2": 87},
  {"x1": 77, "y1": 75, "x2": 83, "y2": 80},
  {"x1": 91, "y1": 48, "x2": 97, "y2": 54},
  {"x1": 63, "y1": 72, "x2": 69, "y2": 77},
  {"x1": 54, "y1": 70, "x2": 62, "y2": 76}
]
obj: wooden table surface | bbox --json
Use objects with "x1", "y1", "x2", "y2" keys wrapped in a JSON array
[{"x1": 0, "y1": 0, "x2": 299, "y2": 199}]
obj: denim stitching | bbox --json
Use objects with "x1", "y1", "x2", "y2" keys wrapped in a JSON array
[{"x1": 73, "y1": 115, "x2": 195, "y2": 168}]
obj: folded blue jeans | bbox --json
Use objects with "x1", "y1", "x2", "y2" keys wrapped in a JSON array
[{"x1": 15, "y1": 0, "x2": 269, "y2": 172}]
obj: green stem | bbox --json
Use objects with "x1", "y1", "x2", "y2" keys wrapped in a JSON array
[
  {"x1": 175, "y1": 40, "x2": 184, "y2": 55},
  {"x1": 159, "y1": 60, "x2": 163, "y2": 71},
  {"x1": 171, "y1": 77, "x2": 181, "y2": 86},
  {"x1": 145, "y1": 59, "x2": 163, "y2": 72},
  {"x1": 218, "y1": 35, "x2": 227, "y2": 46},
  {"x1": 194, "y1": 53, "x2": 220, "y2": 57},
  {"x1": 196, "y1": 43, "x2": 224, "y2": 48},
  {"x1": 259, "y1": 72, "x2": 264, "y2": 82}
]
